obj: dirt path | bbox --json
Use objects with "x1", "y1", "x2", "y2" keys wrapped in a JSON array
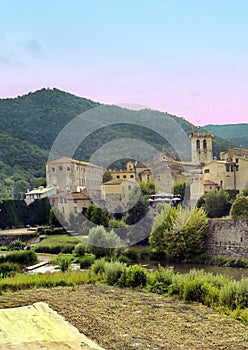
[{"x1": 0, "y1": 285, "x2": 247, "y2": 349}]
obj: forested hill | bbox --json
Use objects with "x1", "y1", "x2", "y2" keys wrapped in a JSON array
[
  {"x1": 204, "y1": 124, "x2": 248, "y2": 150},
  {"x1": 0, "y1": 88, "x2": 230, "y2": 199}
]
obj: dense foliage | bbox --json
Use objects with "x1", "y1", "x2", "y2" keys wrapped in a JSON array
[
  {"x1": 149, "y1": 206, "x2": 209, "y2": 260},
  {"x1": 230, "y1": 195, "x2": 248, "y2": 219},
  {"x1": 197, "y1": 190, "x2": 231, "y2": 218},
  {"x1": 0, "y1": 198, "x2": 50, "y2": 229}
]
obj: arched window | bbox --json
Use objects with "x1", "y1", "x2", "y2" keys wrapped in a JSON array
[
  {"x1": 196, "y1": 139, "x2": 200, "y2": 150},
  {"x1": 203, "y1": 139, "x2": 207, "y2": 150}
]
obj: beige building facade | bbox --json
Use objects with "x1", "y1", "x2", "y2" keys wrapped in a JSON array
[
  {"x1": 202, "y1": 148, "x2": 248, "y2": 193},
  {"x1": 46, "y1": 157, "x2": 104, "y2": 194}
]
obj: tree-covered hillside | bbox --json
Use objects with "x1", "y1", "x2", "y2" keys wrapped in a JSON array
[
  {"x1": 204, "y1": 124, "x2": 248, "y2": 150},
  {"x1": 0, "y1": 88, "x2": 231, "y2": 199}
]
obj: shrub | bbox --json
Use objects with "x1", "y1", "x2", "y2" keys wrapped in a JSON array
[
  {"x1": 0, "y1": 262, "x2": 20, "y2": 278},
  {"x1": 231, "y1": 196, "x2": 248, "y2": 219},
  {"x1": 79, "y1": 253, "x2": 96, "y2": 269},
  {"x1": 117, "y1": 254, "x2": 130, "y2": 264},
  {"x1": 119, "y1": 265, "x2": 147, "y2": 288},
  {"x1": 90, "y1": 257, "x2": 106, "y2": 275},
  {"x1": 57, "y1": 256, "x2": 70, "y2": 272},
  {"x1": 74, "y1": 243, "x2": 87, "y2": 256},
  {"x1": 0, "y1": 251, "x2": 37, "y2": 266},
  {"x1": 182, "y1": 277, "x2": 208, "y2": 303},
  {"x1": 147, "y1": 265, "x2": 174, "y2": 294},
  {"x1": 34, "y1": 244, "x2": 75, "y2": 254},
  {"x1": 122, "y1": 247, "x2": 141, "y2": 262},
  {"x1": 87, "y1": 226, "x2": 121, "y2": 257},
  {"x1": 219, "y1": 281, "x2": 239, "y2": 310},
  {"x1": 104, "y1": 261, "x2": 124, "y2": 285},
  {"x1": 8, "y1": 239, "x2": 26, "y2": 251}
]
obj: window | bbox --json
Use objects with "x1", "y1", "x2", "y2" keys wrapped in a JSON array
[
  {"x1": 196, "y1": 139, "x2": 200, "y2": 150},
  {"x1": 74, "y1": 207, "x2": 78, "y2": 214},
  {"x1": 236, "y1": 165, "x2": 239, "y2": 171},
  {"x1": 226, "y1": 165, "x2": 230, "y2": 172},
  {"x1": 52, "y1": 167, "x2": 56, "y2": 172},
  {"x1": 204, "y1": 169, "x2": 210, "y2": 174},
  {"x1": 59, "y1": 166, "x2": 63, "y2": 171},
  {"x1": 60, "y1": 198, "x2": 63, "y2": 203},
  {"x1": 128, "y1": 185, "x2": 132, "y2": 190},
  {"x1": 203, "y1": 139, "x2": 207, "y2": 151},
  {"x1": 116, "y1": 175, "x2": 120, "y2": 179},
  {"x1": 123, "y1": 175, "x2": 127, "y2": 179},
  {"x1": 157, "y1": 175, "x2": 161, "y2": 181},
  {"x1": 130, "y1": 175, "x2": 134, "y2": 178},
  {"x1": 67, "y1": 167, "x2": 70, "y2": 171}
]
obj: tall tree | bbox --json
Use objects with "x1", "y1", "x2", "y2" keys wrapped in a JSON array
[{"x1": 149, "y1": 206, "x2": 209, "y2": 261}]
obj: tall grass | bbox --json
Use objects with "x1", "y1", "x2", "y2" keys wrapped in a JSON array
[{"x1": 0, "y1": 271, "x2": 91, "y2": 292}]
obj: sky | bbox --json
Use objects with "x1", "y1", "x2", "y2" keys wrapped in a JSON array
[{"x1": 0, "y1": 0, "x2": 248, "y2": 126}]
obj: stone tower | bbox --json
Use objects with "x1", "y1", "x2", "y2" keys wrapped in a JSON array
[{"x1": 190, "y1": 132, "x2": 213, "y2": 164}]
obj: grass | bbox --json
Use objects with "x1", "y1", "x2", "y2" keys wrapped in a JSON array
[
  {"x1": 35, "y1": 235, "x2": 81, "y2": 246},
  {"x1": 0, "y1": 271, "x2": 91, "y2": 292},
  {"x1": 0, "y1": 284, "x2": 247, "y2": 349}
]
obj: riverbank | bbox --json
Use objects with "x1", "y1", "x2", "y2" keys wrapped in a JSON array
[{"x1": 0, "y1": 284, "x2": 247, "y2": 350}]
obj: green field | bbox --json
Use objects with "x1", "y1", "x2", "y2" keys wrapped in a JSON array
[{"x1": 35, "y1": 235, "x2": 81, "y2": 247}]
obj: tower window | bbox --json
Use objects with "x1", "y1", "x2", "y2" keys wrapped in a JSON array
[
  {"x1": 203, "y1": 139, "x2": 207, "y2": 151},
  {"x1": 196, "y1": 140, "x2": 200, "y2": 150}
]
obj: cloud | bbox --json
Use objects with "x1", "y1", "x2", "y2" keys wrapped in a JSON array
[{"x1": 23, "y1": 39, "x2": 44, "y2": 58}]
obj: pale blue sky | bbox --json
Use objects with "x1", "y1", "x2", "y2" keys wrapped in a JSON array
[{"x1": 0, "y1": 0, "x2": 248, "y2": 125}]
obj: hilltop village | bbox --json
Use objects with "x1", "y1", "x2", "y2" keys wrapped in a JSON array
[{"x1": 25, "y1": 132, "x2": 248, "y2": 222}]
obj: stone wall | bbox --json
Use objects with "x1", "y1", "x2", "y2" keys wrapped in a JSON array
[{"x1": 205, "y1": 219, "x2": 248, "y2": 258}]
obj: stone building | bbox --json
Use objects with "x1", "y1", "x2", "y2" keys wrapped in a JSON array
[
  {"x1": 202, "y1": 147, "x2": 248, "y2": 192},
  {"x1": 46, "y1": 157, "x2": 104, "y2": 194},
  {"x1": 190, "y1": 132, "x2": 213, "y2": 164},
  {"x1": 101, "y1": 179, "x2": 137, "y2": 212}
]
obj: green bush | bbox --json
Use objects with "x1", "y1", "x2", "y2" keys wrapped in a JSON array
[
  {"x1": 90, "y1": 257, "x2": 107, "y2": 275},
  {"x1": 182, "y1": 277, "x2": 208, "y2": 303},
  {"x1": 117, "y1": 254, "x2": 130, "y2": 264},
  {"x1": 79, "y1": 253, "x2": 96, "y2": 269},
  {"x1": 0, "y1": 245, "x2": 8, "y2": 251},
  {"x1": 57, "y1": 256, "x2": 70, "y2": 272},
  {"x1": 74, "y1": 243, "x2": 87, "y2": 256},
  {"x1": 0, "y1": 262, "x2": 20, "y2": 278},
  {"x1": 8, "y1": 239, "x2": 26, "y2": 251},
  {"x1": 147, "y1": 265, "x2": 174, "y2": 294},
  {"x1": 37, "y1": 226, "x2": 67, "y2": 235},
  {"x1": 0, "y1": 250, "x2": 37, "y2": 266},
  {"x1": 122, "y1": 247, "x2": 141, "y2": 262},
  {"x1": 119, "y1": 265, "x2": 147, "y2": 288},
  {"x1": 34, "y1": 244, "x2": 75, "y2": 254},
  {"x1": 104, "y1": 261, "x2": 124, "y2": 285}
]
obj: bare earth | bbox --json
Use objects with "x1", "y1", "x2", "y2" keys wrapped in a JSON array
[{"x1": 0, "y1": 284, "x2": 247, "y2": 350}]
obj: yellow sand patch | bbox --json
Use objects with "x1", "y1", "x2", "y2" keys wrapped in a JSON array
[{"x1": 0, "y1": 302, "x2": 105, "y2": 350}]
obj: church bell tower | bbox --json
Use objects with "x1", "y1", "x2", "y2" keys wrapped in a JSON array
[{"x1": 190, "y1": 132, "x2": 213, "y2": 164}]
